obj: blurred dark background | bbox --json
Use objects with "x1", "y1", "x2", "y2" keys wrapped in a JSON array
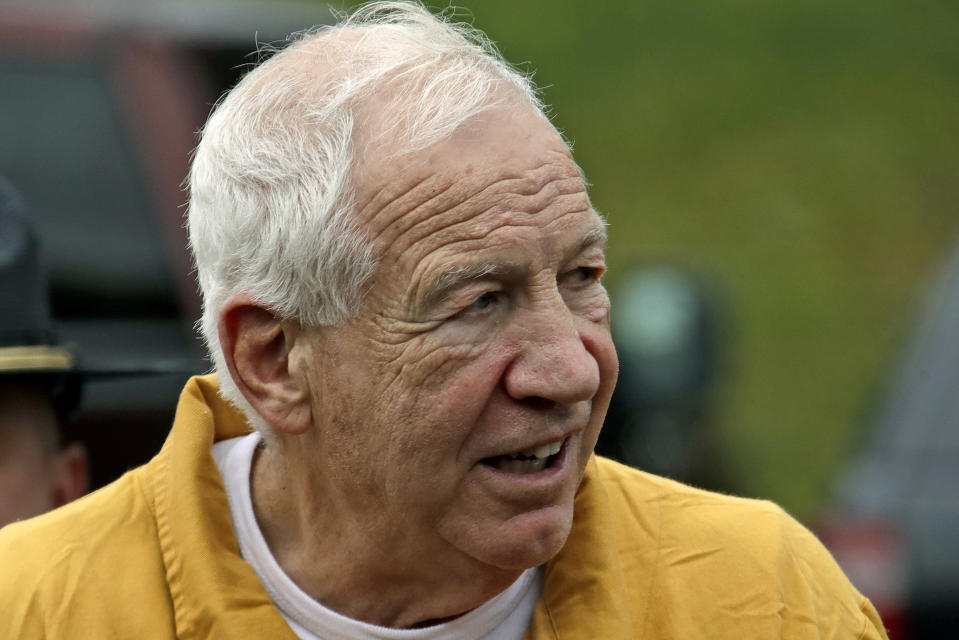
[
  {"x1": 0, "y1": 0, "x2": 332, "y2": 488},
  {"x1": 1, "y1": 1, "x2": 956, "y2": 636}
]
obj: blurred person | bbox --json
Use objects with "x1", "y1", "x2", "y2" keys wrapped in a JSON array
[
  {"x1": 0, "y1": 177, "x2": 87, "y2": 527},
  {"x1": 0, "y1": 3, "x2": 887, "y2": 638},
  {"x1": 0, "y1": 384, "x2": 86, "y2": 528}
]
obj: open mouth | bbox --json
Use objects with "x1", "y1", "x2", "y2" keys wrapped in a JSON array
[{"x1": 481, "y1": 439, "x2": 565, "y2": 475}]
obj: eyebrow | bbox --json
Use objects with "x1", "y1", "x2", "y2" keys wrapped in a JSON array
[
  {"x1": 421, "y1": 262, "x2": 506, "y2": 309},
  {"x1": 578, "y1": 223, "x2": 608, "y2": 253},
  {"x1": 420, "y1": 221, "x2": 608, "y2": 308}
]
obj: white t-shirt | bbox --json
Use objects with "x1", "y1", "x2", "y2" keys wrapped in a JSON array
[{"x1": 212, "y1": 433, "x2": 544, "y2": 640}]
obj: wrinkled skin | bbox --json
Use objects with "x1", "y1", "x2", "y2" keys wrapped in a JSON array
[{"x1": 250, "y1": 103, "x2": 618, "y2": 626}]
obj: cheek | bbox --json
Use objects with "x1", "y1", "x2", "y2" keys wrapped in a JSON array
[
  {"x1": 385, "y1": 330, "x2": 503, "y2": 391},
  {"x1": 373, "y1": 344, "x2": 512, "y2": 501},
  {"x1": 382, "y1": 341, "x2": 507, "y2": 434},
  {"x1": 0, "y1": 454, "x2": 55, "y2": 518},
  {"x1": 566, "y1": 285, "x2": 612, "y2": 324},
  {"x1": 584, "y1": 323, "x2": 619, "y2": 404},
  {"x1": 378, "y1": 342, "x2": 508, "y2": 445},
  {"x1": 596, "y1": 332, "x2": 619, "y2": 385},
  {"x1": 575, "y1": 328, "x2": 617, "y2": 459}
]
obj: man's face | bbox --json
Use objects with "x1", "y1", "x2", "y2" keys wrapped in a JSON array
[
  {"x1": 0, "y1": 384, "x2": 60, "y2": 527},
  {"x1": 293, "y1": 104, "x2": 618, "y2": 571}
]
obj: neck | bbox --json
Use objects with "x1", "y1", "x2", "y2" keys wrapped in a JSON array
[{"x1": 250, "y1": 443, "x2": 522, "y2": 628}]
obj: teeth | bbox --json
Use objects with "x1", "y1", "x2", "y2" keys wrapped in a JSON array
[
  {"x1": 485, "y1": 439, "x2": 564, "y2": 474},
  {"x1": 495, "y1": 457, "x2": 549, "y2": 474},
  {"x1": 518, "y1": 440, "x2": 563, "y2": 459}
]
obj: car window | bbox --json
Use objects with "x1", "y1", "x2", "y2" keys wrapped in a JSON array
[{"x1": 0, "y1": 57, "x2": 177, "y2": 317}]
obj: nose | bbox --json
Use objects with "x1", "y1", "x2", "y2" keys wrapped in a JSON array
[{"x1": 503, "y1": 301, "x2": 601, "y2": 407}]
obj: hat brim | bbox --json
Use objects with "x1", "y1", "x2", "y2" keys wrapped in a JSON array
[
  {"x1": 0, "y1": 344, "x2": 74, "y2": 374},
  {"x1": 0, "y1": 345, "x2": 203, "y2": 379}
]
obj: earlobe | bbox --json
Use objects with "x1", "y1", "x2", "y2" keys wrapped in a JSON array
[
  {"x1": 52, "y1": 443, "x2": 88, "y2": 507},
  {"x1": 218, "y1": 294, "x2": 313, "y2": 435}
]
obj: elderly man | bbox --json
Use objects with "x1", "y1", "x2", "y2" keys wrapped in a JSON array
[{"x1": 0, "y1": 3, "x2": 887, "y2": 638}]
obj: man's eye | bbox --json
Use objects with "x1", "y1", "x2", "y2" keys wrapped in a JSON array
[
  {"x1": 447, "y1": 290, "x2": 504, "y2": 322},
  {"x1": 567, "y1": 266, "x2": 601, "y2": 283},
  {"x1": 575, "y1": 267, "x2": 594, "y2": 281},
  {"x1": 467, "y1": 291, "x2": 498, "y2": 311}
]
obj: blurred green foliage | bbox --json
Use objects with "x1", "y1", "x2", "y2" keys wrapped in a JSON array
[{"x1": 341, "y1": 0, "x2": 959, "y2": 517}]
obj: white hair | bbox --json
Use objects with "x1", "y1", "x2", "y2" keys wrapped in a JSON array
[{"x1": 187, "y1": 1, "x2": 548, "y2": 435}]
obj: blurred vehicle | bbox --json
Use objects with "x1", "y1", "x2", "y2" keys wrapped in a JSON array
[
  {"x1": 0, "y1": 0, "x2": 331, "y2": 488},
  {"x1": 821, "y1": 237, "x2": 959, "y2": 639}
]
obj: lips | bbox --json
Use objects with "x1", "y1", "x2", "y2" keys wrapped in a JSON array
[{"x1": 480, "y1": 438, "x2": 565, "y2": 474}]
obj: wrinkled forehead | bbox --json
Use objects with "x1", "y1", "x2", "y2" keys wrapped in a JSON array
[
  {"x1": 353, "y1": 102, "x2": 585, "y2": 250},
  {"x1": 347, "y1": 109, "x2": 603, "y2": 317}
]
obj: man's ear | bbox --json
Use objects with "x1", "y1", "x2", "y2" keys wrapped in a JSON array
[
  {"x1": 218, "y1": 294, "x2": 312, "y2": 435},
  {"x1": 51, "y1": 442, "x2": 87, "y2": 507}
]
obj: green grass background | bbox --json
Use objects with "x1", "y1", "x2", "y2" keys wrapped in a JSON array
[{"x1": 345, "y1": 0, "x2": 959, "y2": 518}]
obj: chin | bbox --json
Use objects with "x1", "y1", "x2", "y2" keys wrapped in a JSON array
[{"x1": 469, "y1": 504, "x2": 575, "y2": 571}]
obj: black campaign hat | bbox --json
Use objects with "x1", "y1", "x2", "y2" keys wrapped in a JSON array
[
  {"x1": 0, "y1": 177, "x2": 76, "y2": 376},
  {"x1": 0, "y1": 177, "x2": 195, "y2": 399}
]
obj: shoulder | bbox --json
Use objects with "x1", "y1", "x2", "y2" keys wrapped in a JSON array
[
  {"x1": 592, "y1": 455, "x2": 789, "y2": 543},
  {"x1": 0, "y1": 464, "x2": 158, "y2": 563},
  {"x1": 0, "y1": 466, "x2": 170, "y2": 637},
  {"x1": 594, "y1": 455, "x2": 812, "y2": 550},
  {"x1": 588, "y1": 456, "x2": 888, "y2": 639}
]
